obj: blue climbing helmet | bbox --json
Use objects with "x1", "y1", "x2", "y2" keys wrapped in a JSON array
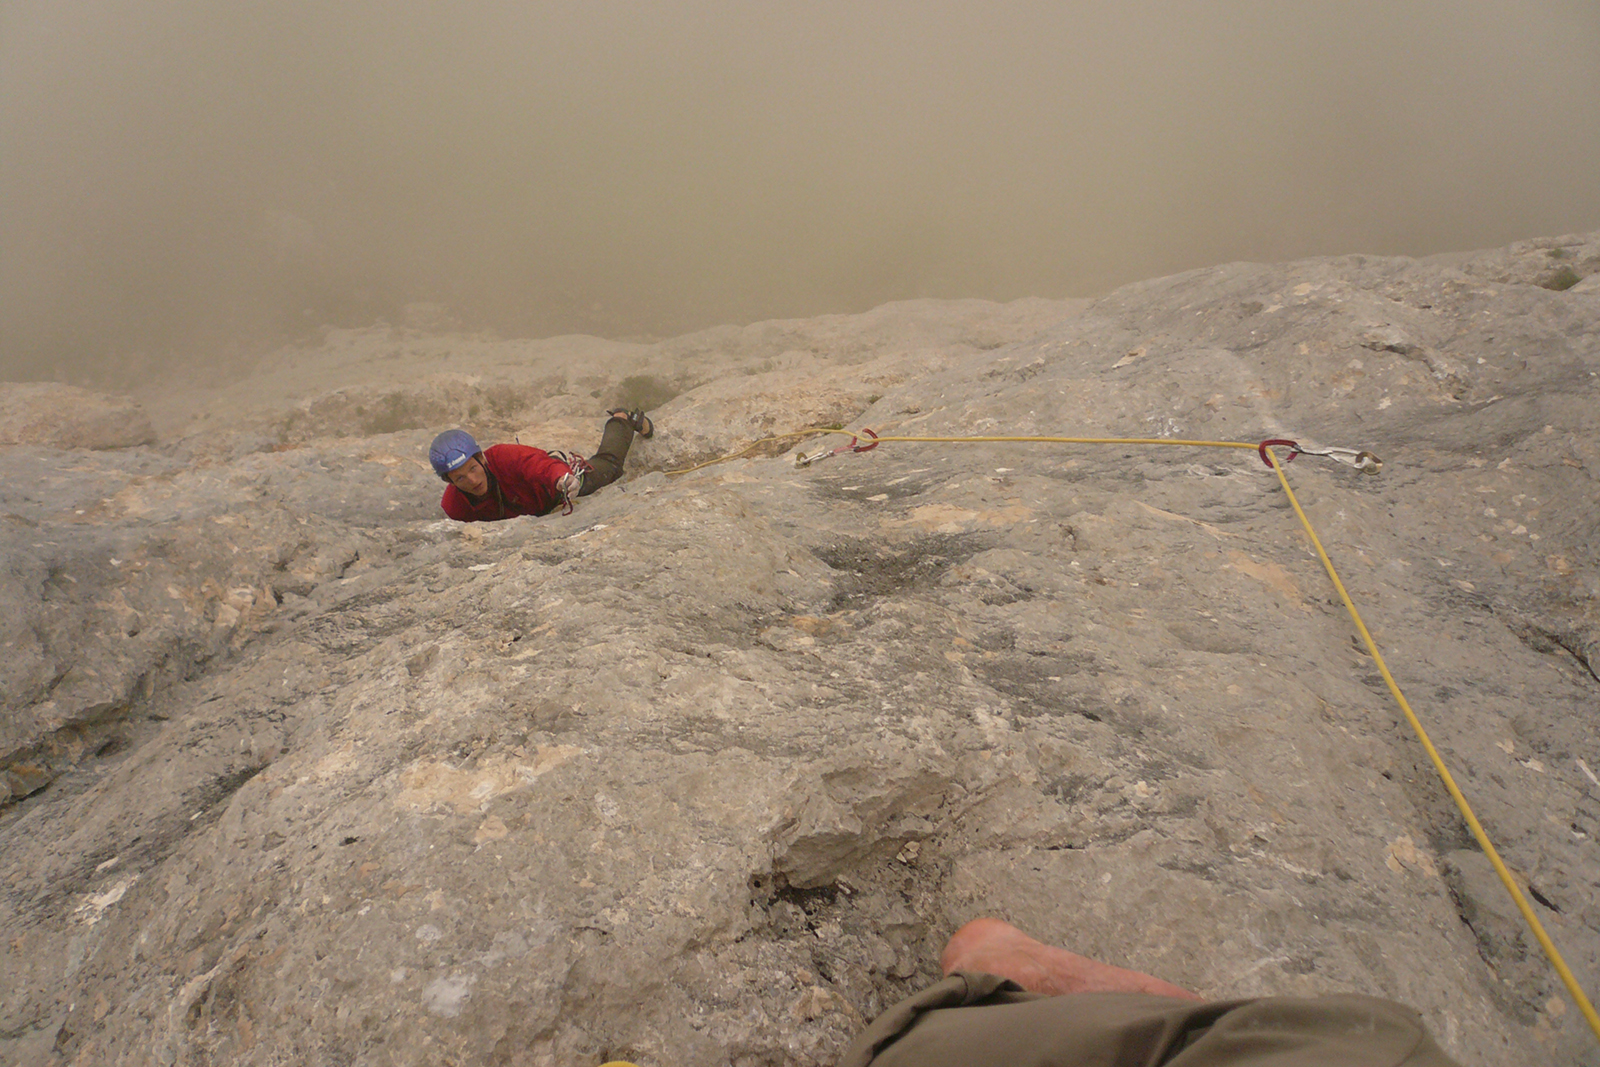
[{"x1": 428, "y1": 429, "x2": 481, "y2": 479}]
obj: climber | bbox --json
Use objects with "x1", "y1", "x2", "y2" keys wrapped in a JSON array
[
  {"x1": 428, "y1": 409, "x2": 653, "y2": 522},
  {"x1": 840, "y1": 917, "x2": 1462, "y2": 1067}
]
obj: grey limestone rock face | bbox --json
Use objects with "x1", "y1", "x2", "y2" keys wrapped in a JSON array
[
  {"x1": 0, "y1": 383, "x2": 156, "y2": 451},
  {"x1": 1, "y1": 236, "x2": 1598, "y2": 1066}
]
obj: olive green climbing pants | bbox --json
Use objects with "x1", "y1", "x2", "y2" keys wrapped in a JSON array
[{"x1": 839, "y1": 973, "x2": 1462, "y2": 1067}]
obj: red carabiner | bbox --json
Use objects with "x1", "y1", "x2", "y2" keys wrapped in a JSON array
[
  {"x1": 852, "y1": 428, "x2": 880, "y2": 453},
  {"x1": 1257, "y1": 438, "x2": 1300, "y2": 468}
]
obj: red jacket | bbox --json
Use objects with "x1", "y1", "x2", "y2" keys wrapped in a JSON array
[{"x1": 440, "y1": 443, "x2": 573, "y2": 522}]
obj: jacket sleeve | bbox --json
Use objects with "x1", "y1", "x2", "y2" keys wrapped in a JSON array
[{"x1": 491, "y1": 444, "x2": 573, "y2": 514}]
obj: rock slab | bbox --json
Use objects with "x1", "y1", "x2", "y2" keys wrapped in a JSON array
[{"x1": 2, "y1": 235, "x2": 1598, "y2": 1066}]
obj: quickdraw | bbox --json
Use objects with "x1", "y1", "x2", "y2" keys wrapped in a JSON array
[
  {"x1": 794, "y1": 428, "x2": 880, "y2": 468},
  {"x1": 1258, "y1": 438, "x2": 1382, "y2": 475},
  {"x1": 549, "y1": 451, "x2": 594, "y2": 515}
]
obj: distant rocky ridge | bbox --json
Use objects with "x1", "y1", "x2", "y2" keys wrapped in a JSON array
[
  {"x1": 1, "y1": 233, "x2": 1597, "y2": 1065},
  {"x1": 0, "y1": 383, "x2": 155, "y2": 451}
]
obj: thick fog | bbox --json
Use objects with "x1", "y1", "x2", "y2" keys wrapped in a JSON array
[{"x1": 3, "y1": 1, "x2": 1599, "y2": 383}]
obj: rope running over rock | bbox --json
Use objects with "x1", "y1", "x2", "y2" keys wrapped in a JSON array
[{"x1": 669, "y1": 425, "x2": 1598, "y2": 1039}]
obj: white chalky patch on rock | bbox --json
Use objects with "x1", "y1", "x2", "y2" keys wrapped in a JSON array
[
  {"x1": 422, "y1": 974, "x2": 476, "y2": 1017},
  {"x1": 73, "y1": 877, "x2": 138, "y2": 926}
]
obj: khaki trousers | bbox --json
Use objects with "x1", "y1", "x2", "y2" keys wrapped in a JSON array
[{"x1": 840, "y1": 973, "x2": 1462, "y2": 1067}]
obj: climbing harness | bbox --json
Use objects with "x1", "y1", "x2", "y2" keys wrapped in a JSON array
[{"x1": 773, "y1": 424, "x2": 1598, "y2": 1040}]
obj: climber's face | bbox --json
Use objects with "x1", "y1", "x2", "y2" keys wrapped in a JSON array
[{"x1": 447, "y1": 456, "x2": 489, "y2": 496}]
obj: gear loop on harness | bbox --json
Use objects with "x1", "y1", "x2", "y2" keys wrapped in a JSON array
[{"x1": 1257, "y1": 438, "x2": 1301, "y2": 468}]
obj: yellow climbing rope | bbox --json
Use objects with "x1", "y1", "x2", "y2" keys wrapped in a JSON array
[
  {"x1": 666, "y1": 430, "x2": 1261, "y2": 477},
  {"x1": 860, "y1": 434, "x2": 1258, "y2": 449},
  {"x1": 1262, "y1": 445, "x2": 1600, "y2": 1043},
  {"x1": 671, "y1": 424, "x2": 1597, "y2": 1039},
  {"x1": 802, "y1": 432, "x2": 1262, "y2": 467},
  {"x1": 663, "y1": 427, "x2": 850, "y2": 477}
]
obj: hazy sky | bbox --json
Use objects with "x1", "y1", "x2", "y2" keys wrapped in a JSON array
[{"x1": 4, "y1": 1, "x2": 1599, "y2": 381}]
